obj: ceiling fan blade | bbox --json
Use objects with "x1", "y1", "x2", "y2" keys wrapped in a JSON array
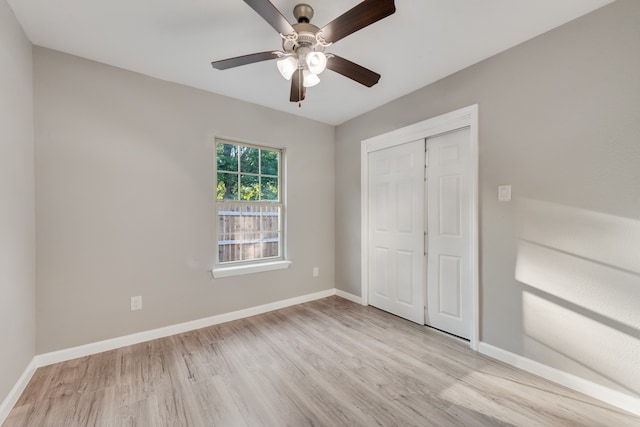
[
  {"x1": 319, "y1": 0, "x2": 395, "y2": 44},
  {"x1": 326, "y1": 55, "x2": 381, "y2": 87},
  {"x1": 244, "y1": 0, "x2": 295, "y2": 36},
  {"x1": 211, "y1": 51, "x2": 280, "y2": 70},
  {"x1": 290, "y1": 69, "x2": 306, "y2": 102}
]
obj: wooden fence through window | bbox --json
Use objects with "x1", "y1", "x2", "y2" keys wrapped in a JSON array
[{"x1": 217, "y1": 206, "x2": 280, "y2": 263}]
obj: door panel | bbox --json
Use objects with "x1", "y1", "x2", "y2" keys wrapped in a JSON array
[
  {"x1": 439, "y1": 255, "x2": 461, "y2": 317},
  {"x1": 426, "y1": 128, "x2": 472, "y2": 339},
  {"x1": 368, "y1": 139, "x2": 425, "y2": 324},
  {"x1": 396, "y1": 250, "x2": 414, "y2": 304},
  {"x1": 439, "y1": 175, "x2": 462, "y2": 236},
  {"x1": 374, "y1": 183, "x2": 390, "y2": 231},
  {"x1": 373, "y1": 248, "x2": 389, "y2": 297}
]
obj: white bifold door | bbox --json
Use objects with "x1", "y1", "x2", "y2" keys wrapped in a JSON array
[
  {"x1": 425, "y1": 128, "x2": 472, "y2": 339},
  {"x1": 367, "y1": 128, "x2": 472, "y2": 340},
  {"x1": 368, "y1": 139, "x2": 425, "y2": 324}
]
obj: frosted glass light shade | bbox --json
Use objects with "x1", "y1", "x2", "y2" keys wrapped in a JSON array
[
  {"x1": 276, "y1": 56, "x2": 298, "y2": 80},
  {"x1": 305, "y1": 52, "x2": 327, "y2": 74},
  {"x1": 303, "y1": 70, "x2": 320, "y2": 87}
]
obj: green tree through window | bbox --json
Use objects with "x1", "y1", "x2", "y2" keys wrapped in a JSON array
[{"x1": 216, "y1": 143, "x2": 279, "y2": 201}]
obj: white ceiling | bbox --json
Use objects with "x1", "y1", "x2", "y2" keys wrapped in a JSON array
[{"x1": 8, "y1": 0, "x2": 613, "y2": 125}]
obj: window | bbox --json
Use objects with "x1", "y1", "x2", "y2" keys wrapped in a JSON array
[{"x1": 214, "y1": 139, "x2": 288, "y2": 276}]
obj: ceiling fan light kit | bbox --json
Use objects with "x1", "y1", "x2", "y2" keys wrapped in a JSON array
[
  {"x1": 306, "y1": 51, "x2": 327, "y2": 74},
  {"x1": 211, "y1": 0, "x2": 396, "y2": 104},
  {"x1": 276, "y1": 56, "x2": 297, "y2": 80},
  {"x1": 302, "y1": 70, "x2": 320, "y2": 87}
]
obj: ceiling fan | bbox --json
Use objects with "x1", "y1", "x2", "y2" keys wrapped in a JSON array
[{"x1": 211, "y1": 0, "x2": 396, "y2": 103}]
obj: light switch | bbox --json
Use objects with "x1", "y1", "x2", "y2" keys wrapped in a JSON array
[{"x1": 498, "y1": 185, "x2": 511, "y2": 202}]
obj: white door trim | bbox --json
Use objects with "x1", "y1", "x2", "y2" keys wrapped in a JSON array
[{"x1": 361, "y1": 105, "x2": 479, "y2": 350}]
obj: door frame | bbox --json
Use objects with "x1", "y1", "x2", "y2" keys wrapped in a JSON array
[{"x1": 360, "y1": 105, "x2": 479, "y2": 350}]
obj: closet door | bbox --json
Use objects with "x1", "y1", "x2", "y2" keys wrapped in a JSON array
[
  {"x1": 426, "y1": 127, "x2": 472, "y2": 339},
  {"x1": 368, "y1": 139, "x2": 425, "y2": 324}
]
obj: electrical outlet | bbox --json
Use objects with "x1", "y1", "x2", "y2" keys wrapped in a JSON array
[
  {"x1": 131, "y1": 296, "x2": 142, "y2": 311},
  {"x1": 313, "y1": 267, "x2": 319, "y2": 277}
]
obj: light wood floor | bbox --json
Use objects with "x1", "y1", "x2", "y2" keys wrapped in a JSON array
[{"x1": 4, "y1": 296, "x2": 639, "y2": 426}]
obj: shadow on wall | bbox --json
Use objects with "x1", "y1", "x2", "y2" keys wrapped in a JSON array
[{"x1": 514, "y1": 198, "x2": 640, "y2": 396}]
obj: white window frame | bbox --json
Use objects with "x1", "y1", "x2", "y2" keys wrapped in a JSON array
[{"x1": 212, "y1": 139, "x2": 290, "y2": 278}]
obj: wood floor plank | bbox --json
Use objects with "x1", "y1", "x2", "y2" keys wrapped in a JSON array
[
  {"x1": 188, "y1": 376, "x2": 248, "y2": 427},
  {"x1": 12, "y1": 363, "x2": 59, "y2": 407},
  {"x1": 4, "y1": 296, "x2": 639, "y2": 426},
  {"x1": 115, "y1": 395, "x2": 165, "y2": 427}
]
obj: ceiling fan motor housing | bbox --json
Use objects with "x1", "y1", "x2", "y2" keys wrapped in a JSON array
[
  {"x1": 293, "y1": 3, "x2": 314, "y2": 23},
  {"x1": 283, "y1": 23, "x2": 324, "y2": 50},
  {"x1": 283, "y1": 4, "x2": 329, "y2": 67}
]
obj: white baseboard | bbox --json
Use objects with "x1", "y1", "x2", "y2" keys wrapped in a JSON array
[
  {"x1": 36, "y1": 288, "x2": 336, "y2": 367},
  {"x1": 0, "y1": 358, "x2": 37, "y2": 425},
  {"x1": 478, "y1": 342, "x2": 640, "y2": 417},
  {"x1": 335, "y1": 289, "x2": 362, "y2": 304}
]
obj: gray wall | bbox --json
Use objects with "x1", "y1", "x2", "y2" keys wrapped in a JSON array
[
  {"x1": 336, "y1": 0, "x2": 640, "y2": 398},
  {"x1": 34, "y1": 48, "x2": 335, "y2": 353},
  {"x1": 0, "y1": 0, "x2": 36, "y2": 404}
]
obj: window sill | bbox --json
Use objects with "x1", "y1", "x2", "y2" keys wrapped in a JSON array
[{"x1": 211, "y1": 260, "x2": 292, "y2": 279}]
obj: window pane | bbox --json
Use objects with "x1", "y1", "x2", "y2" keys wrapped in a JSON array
[
  {"x1": 241, "y1": 243, "x2": 261, "y2": 260},
  {"x1": 243, "y1": 232, "x2": 261, "y2": 243},
  {"x1": 217, "y1": 172, "x2": 238, "y2": 200},
  {"x1": 261, "y1": 176, "x2": 278, "y2": 201},
  {"x1": 240, "y1": 174, "x2": 259, "y2": 200},
  {"x1": 263, "y1": 241, "x2": 279, "y2": 258},
  {"x1": 217, "y1": 143, "x2": 238, "y2": 172},
  {"x1": 261, "y1": 149, "x2": 279, "y2": 176},
  {"x1": 218, "y1": 205, "x2": 241, "y2": 240},
  {"x1": 217, "y1": 204, "x2": 281, "y2": 264},
  {"x1": 263, "y1": 231, "x2": 280, "y2": 240},
  {"x1": 240, "y1": 146, "x2": 259, "y2": 174},
  {"x1": 261, "y1": 206, "x2": 280, "y2": 232},
  {"x1": 218, "y1": 205, "x2": 237, "y2": 240},
  {"x1": 242, "y1": 206, "x2": 260, "y2": 233}
]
